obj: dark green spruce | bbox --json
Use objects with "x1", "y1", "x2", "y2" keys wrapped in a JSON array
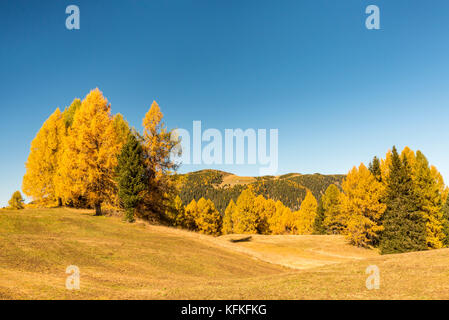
[
  {"x1": 313, "y1": 198, "x2": 326, "y2": 234},
  {"x1": 379, "y1": 146, "x2": 427, "y2": 254},
  {"x1": 115, "y1": 133, "x2": 149, "y2": 222},
  {"x1": 369, "y1": 156, "x2": 382, "y2": 182}
]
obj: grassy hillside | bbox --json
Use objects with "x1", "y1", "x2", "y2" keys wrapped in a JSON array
[
  {"x1": 176, "y1": 170, "x2": 345, "y2": 213},
  {"x1": 1, "y1": 208, "x2": 449, "y2": 299}
]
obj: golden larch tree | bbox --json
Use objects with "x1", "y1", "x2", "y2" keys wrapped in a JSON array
[
  {"x1": 222, "y1": 199, "x2": 237, "y2": 234},
  {"x1": 380, "y1": 149, "x2": 392, "y2": 182},
  {"x1": 341, "y1": 163, "x2": 386, "y2": 247},
  {"x1": 63, "y1": 98, "x2": 81, "y2": 128},
  {"x1": 57, "y1": 88, "x2": 121, "y2": 215},
  {"x1": 413, "y1": 151, "x2": 445, "y2": 249},
  {"x1": 195, "y1": 198, "x2": 222, "y2": 236},
  {"x1": 294, "y1": 191, "x2": 318, "y2": 235},
  {"x1": 184, "y1": 199, "x2": 198, "y2": 230},
  {"x1": 233, "y1": 188, "x2": 259, "y2": 234},
  {"x1": 142, "y1": 101, "x2": 178, "y2": 179},
  {"x1": 268, "y1": 200, "x2": 292, "y2": 234},
  {"x1": 22, "y1": 108, "x2": 66, "y2": 206},
  {"x1": 260, "y1": 198, "x2": 276, "y2": 235},
  {"x1": 141, "y1": 101, "x2": 179, "y2": 219},
  {"x1": 113, "y1": 113, "x2": 131, "y2": 149}
]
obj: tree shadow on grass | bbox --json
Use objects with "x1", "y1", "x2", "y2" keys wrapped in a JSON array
[{"x1": 229, "y1": 236, "x2": 252, "y2": 243}]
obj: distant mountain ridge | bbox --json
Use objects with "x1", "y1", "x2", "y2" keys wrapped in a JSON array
[{"x1": 175, "y1": 170, "x2": 345, "y2": 214}]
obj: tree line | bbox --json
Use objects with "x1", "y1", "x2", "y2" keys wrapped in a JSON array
[
  {"x1": 163, "y1": 146, "x2": 449, "y2": 255},
  {"x1": 13, "y1": 89, "x2": 449, "y2": 255}
]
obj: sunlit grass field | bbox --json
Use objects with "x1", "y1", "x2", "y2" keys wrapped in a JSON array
[{"x1": 1, "y1": 208, "x2": 449, "y2": 299}]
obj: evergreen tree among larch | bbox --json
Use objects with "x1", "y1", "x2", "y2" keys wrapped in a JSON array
[
  {"x1": 379, "y1": 146, "x2": 427, "y2": 254},
  {"x1": 313, "y1": 198, "x2": 326, "y2": 234},
  {"x1": 322, "y1": 184, "x2": 344, "y2": 234},
  {"x1": 115, "y1": 133, "x2": 149, "y2": 222}
]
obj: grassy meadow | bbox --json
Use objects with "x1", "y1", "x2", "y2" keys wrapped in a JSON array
[{"x1": 1, "y1": 207, "x2": 449, "y2": 300}]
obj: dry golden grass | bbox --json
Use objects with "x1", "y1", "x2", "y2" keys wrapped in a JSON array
[{"x1": 1, "y1": 207, "x2": 449, "y2": 300}]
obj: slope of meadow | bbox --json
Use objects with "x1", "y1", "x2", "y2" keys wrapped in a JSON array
[{"x1": 1, "y1": 208, "x2": 449, "y2": 299}]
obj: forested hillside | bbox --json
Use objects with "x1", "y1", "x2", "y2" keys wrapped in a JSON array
[{"x1": 175, "y1": 170, "x2": 345, "y2": 213}]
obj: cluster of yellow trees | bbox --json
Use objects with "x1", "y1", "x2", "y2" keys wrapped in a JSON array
[
  {"x1": 174, "y1": 187, "x2": 319, "y2": 236},
  {"x1": 22, "y1": 88, "x2": 175, "y2": 216},
  {"x1": 316, "y1": 146, "x2": 448, "y2": 249},
  {"x1": 172, "y1": 146, "x2": 448, "y2": 253}
]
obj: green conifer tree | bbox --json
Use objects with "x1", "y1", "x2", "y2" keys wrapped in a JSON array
[
  {"x1": 379, "y1": 146, "x2": 427, "y2": 254},
  {"x1": 369, "y1": 156, "x2": 382, "y2": 182},
  {"x1": 115, "y1": 133, "x2": 149, "y2": 222},
  {"x1": 322, "y1": 184, "x2": 344, "y2": 234},
  {"x1": 313, "y1": 198, "x2": 326, "y2": 234}
]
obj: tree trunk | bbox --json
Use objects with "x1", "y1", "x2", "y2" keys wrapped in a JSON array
[
  {"x1": 94, "y1": 202, "x2": 102, "y2": 216},
  {"x1": 58, "y1": 198, "x2": 62, "y2": 207}
]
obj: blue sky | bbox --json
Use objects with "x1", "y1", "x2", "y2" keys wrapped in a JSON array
[{"x1": 1, "y1": 0, "x2": 449, "y2": 206}]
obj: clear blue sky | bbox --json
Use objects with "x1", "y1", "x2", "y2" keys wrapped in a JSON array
[{"x1": 1, "y1": 0, "x2": 449, "y2": 206}]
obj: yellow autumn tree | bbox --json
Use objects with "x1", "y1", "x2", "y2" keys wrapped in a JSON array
[
  {"x1": 22, "y1": 108, "x2": 66, "y2": 206},
  {"x1": 233, "y1": 188, "x2": 259, "y2": 234},
  {"x1": 380, "y1": 149, "x2": 392, "y2": 182},
  {"x1": 57, "y1": 88, "x2": 121, "y2": 215},
  {"x1": 183, "y1": 199, "x2": 198, "y2": 230},
  {"x1": 141, "y1": 101, "x2": 179, "y2": 219},
  {"x1": 260, "y1": 198, "x2": 276, "y2": 235},
  {"x1": 431, "y1": 165, "x2": 449, "y2": 201},
  {"x1": 63, "y1": 98, "x2": 81, "y2": 128},
  {"x1": 294, "y1": 191, "x2": 318, "y2": 235},
  {"x1": 108, "y1": 113, "x2": 132, "y2": 208},
  {"x1": 341, "y1": 163, "x2": 386, "y2": 247},
  {"x1": 222, "y1": 199, "x2": 237, "y2": 234},
  {"x1": 142, "y1": 101, "x2": 178, "y2": 179},
  {"x1": 173, "y1": 195, "x2": 186, "y2": 227},
  {"x1": 195, "y1": 198, "x2": 222, "y2": 236},
  {"x1": 268, "y1": 200, "x2": 292, "y2": 234},
  {"x1": 414, "y1": 151, "x2": 445, "y2": 249},
  {"x1": 113, "y1": 113, "x2": 131, "y2": 149},
  {"x1": 8, "y1": 191, "x2": 25, "y2": 210}
]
